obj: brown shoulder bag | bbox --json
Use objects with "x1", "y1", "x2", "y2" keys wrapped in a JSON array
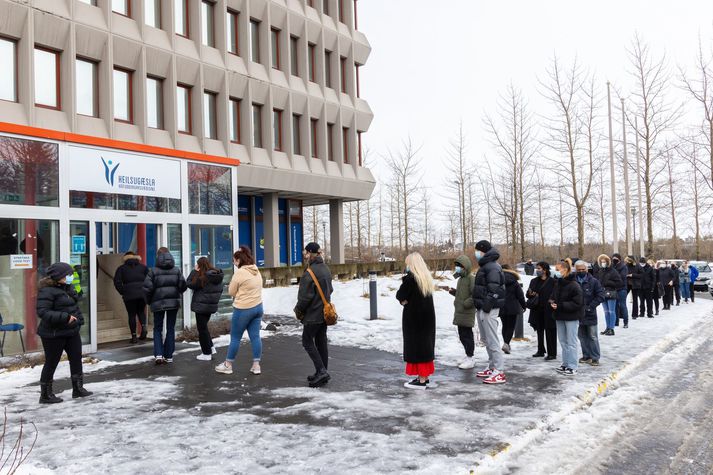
[{"x1": 306, "y1": 268, "x2": 338, "y2": 326}]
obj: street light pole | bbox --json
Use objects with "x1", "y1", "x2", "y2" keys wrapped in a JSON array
[
  {"x1": 532, "y1": 225, "x2": 536, "y2": 258},
  {"x1": 621, "y1": 97, "x2": 632, "y2": 257},
  {"x1": 322, "y1": 221, "x2": 327, "y2": 262},
  {"x1": 607, "y1": 82, "x2": 619, "y2": 253}
]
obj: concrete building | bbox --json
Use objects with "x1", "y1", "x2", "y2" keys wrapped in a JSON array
[{"x1": 0, "y1": 0, "x2": 374, "y2": 353}]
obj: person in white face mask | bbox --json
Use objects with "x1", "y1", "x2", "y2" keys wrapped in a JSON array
[{"x1": 444, "y1": 255, "x2": 477, "y2": 369}]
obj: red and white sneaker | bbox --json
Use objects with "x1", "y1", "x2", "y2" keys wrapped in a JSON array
[
  {"x1": 476, "y1": 368, "x2": 493, "y2": 378},
  {"x1": 483, "y1": 371, "x2": 507, "y2": 385}
]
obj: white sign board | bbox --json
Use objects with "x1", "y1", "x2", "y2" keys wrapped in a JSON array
[
  {"x1": 10, "y1": 254, "x2": 33, "y2": 269},
  {"x1": 68, "y1": 146, "x2": 182, "y2": 199}
]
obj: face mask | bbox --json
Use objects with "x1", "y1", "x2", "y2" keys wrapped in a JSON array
[
  {"x1": 475, "y1": 251, "x2": 483, "y2": 260},
  {"x1": 639, "y1": 263, "x2": 645, "y2": 267},
  {"x1": 600, "y1": 262, "x2": 608, "y2": 268},
  {"x1": 454, "y1": 265, "x2": 463, "y2": 276},
  {"x1": 612, "y1": 258, "x2": 619, "y2": 264},
  {"x1": 65, "y1": 275, "x2": 74, "y2": 285},
  {"x1": 535, "y1": 270, "x2": 544, "y2": 277},
  {"x1": 576, "y1": 271, "x2": 588, "y2": 279},
  {"x1": 552, "y1": 270, "x2": 562, "y2": 278}
]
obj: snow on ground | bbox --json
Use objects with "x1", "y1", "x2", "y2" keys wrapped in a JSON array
[{"x1": 3, "y1": 271, "x2": 713, "y2": 474}]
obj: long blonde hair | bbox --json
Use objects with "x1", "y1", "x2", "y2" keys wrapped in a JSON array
[{"x1": 405, "y1": 252, "x2": 434, "y2": 297}]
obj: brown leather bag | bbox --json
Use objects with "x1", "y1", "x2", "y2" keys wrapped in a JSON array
[{"x1": 306, "y1": 268, "x2": 338, "y2": 326}]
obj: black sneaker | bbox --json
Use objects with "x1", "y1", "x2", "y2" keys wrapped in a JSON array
[
  {"x1": 532, "y1": 353, "x2": 545, "y2": 358},
  {"x1": 647, "y1": 315, "x2": 654, "y2": 318},
  {"x1": 632, "y1": 315, "x2": 638, "y2": 320},
  {"x1": 555, "y1": 365, "x2": 566, "y2": 374},
  {"x1": 545, "y1": 355, "x2": 557, "y2": 361},
  {"x1": 623, "y1": 324, "x2": 628, "y2": 329},
  {"x1": 309, "y1": 370, "x2": 331, "y2": 388},
  {"x1": 307, "y1": 373, "x2": 318, "y2": 382},
  {"x1": 600, "y1": 330, "x2": 608, "y2": 335},
  {"x1": 562, "y1": 368, "x2": 577, "y2": 376},
  {"x1": 404, "y1": 378, "x2": 428, "y2": 390},
  {"x1": 579, "y1": 357, "x2": 592, "y2": 364}
]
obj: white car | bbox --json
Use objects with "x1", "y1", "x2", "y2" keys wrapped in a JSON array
[{"x1": 689, "y1": 261, "x2": 712, "y2": 292}]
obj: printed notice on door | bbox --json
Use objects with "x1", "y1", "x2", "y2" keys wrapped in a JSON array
[{"x1": 10, "y1": 254, "x2": 33, "y2": 269}]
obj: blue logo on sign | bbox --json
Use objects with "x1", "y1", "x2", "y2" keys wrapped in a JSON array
[{"x1": 101, "y1": 157, "x2": 120, "y2": 186}]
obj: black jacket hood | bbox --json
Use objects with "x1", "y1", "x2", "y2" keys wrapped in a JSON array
[
  {"x1": 156, "y1": 252, "x2": 175, "y2": 270},
  {"x1": 478, "y1": 248, "x2": 500, "y2": 266}
]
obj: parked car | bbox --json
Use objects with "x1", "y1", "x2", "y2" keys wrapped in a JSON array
[{"x1": 689, "y1": 261, "x2": 712, "y2": 292}]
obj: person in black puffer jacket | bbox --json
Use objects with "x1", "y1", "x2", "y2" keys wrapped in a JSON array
[
  {"x1": 471, "y1": 240, "x2": 507, "y2": 385},
  {"x1": 500, "y1": 264, "x2": 526, "y2": 354},
  {"x1": 187, "y1": 257, "x2": 225, "y2": 359},
  {"x1": 550, "y1": 260, "x2": 584, "y2": 376},
  {"x1": 596, "y1": 254, "x2": 623, "y2": 334},
  {"x1": 527, "y1": 261, "x2": 557, "y2": 359},
  {"x1": 144, "y1": 247, "x2": 187, "y2": 364},
  {"x1": 113, "y1": 251, "x2": 149, "y2": 343},
  {"x1": 574, "y1": 261, "x2": 605, "y2": 366},
  {"x1": 36, "y1": 262, "x2": 93, "y2": 404}
]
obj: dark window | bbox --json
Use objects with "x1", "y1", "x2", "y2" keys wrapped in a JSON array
[
  {"x1": 292, "y1": 114, "x2": 301, "y2": 155},
  {"x1": 355, "y1": 62, "x2": 361, "y2": 97},
  {"x1": 0, "y1": 136, "x2": 60, "y2": 207},
  {"x1": 323, "y1": 0, "x2": 330, "y2": 16},
  {"x1": 230, "y1": 98, "x2": 241, "y2": 143},
  {"x1": 310, "y1": 118, "x2": 318, "y2": 158},
  {"x1": 357, "y1": 131, "x2": 363, "y2": 166},
  {"x1": 342, "y1": 127, "x2": 349, "y2": 164},
  {"x1": 325, "y1": 50, "x2": 332, "y2": 88},
  {"x1": 308, "y1": 43, "x2": 316, "y2": 82},
  {"x1": 290, "y1": 35, "x2": 299, "y2": 76},
  {"x1": 252, "y1": 103, "x2": 263, "y2": 148},
  {"x1": 338, "y1": 0, "x2": 345, "y2": 23},
  {"x1": 273, "y1": 109, "x2": 283, "y2": 151},
  {"x1": 340, "y1": 56, "x2": 347, "y2": 93},
  {"x1": 327, "y1": 123, "x2": 334, "y2": 161},
  {"x1": 250, "y1": 19, "x2": 260, "y2": 63}
]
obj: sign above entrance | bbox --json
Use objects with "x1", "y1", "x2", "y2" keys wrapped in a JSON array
[{"x1": 68, "y1": 146, "x2": 182, "y2": 199}]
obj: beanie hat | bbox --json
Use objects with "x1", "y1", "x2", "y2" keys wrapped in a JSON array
[
  {"x1": 47, "y1": 262, "x2": 73, "y2": 281},
  {"x1": 475, "y1": 240, "x2": 492, "y2": 253},
  {"x1": 305, "y1": 242, "x2": 320, "y2": 254}
]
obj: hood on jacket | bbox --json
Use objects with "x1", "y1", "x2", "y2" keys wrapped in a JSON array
[
  {"x1": 455, "y1": 255, "x2": 473, "y2": 274},
  {"x1": 123, "y1": 254, "x2": 142, "y2": 263},
  {"x1": 503, "y1": 268, "x2": 521, "y2": 281},
  {"x1": 206, "y1": 268, "x2": 225, "y2": 284},
  {"x1": 239, "y1": 264, "x2": 259, "y2": 276},
  {"x1": 477, "y1": 248, "x2": 500, "y2": 266},
  {"x1": 597, "y1": 254, "x2": 611, "y2": 265},
  {"x1": 156, "y1": 252, "x2": 175, "y2": 270}
]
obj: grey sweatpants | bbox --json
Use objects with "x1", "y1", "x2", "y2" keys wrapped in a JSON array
[{"x1": 477, "y1": 308, "x2": 504, "y2": 370}]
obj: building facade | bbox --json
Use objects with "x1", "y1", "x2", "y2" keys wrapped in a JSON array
[{"x1": 0, "y1": 0, "x2": 374, "y2": 354}]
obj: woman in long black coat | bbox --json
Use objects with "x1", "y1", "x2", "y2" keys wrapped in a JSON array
[
  {"x1": 396, "y1": 252, "x2": 436, "y2": 390},
  {"x1": 527, "y1": 261, "x2": 557, "y2": 360}
]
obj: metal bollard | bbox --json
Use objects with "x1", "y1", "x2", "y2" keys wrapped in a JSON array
[{"x1": 369, "y1": 270, "x2": 378, "y2": 320}]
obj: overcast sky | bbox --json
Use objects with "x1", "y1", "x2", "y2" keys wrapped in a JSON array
[{"x1": 357, "y1": 0, "x2": 713, "y2": 239}]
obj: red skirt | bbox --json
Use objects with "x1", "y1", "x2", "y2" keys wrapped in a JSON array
[{"x1": 405, "y1": 361, "x2": 434, "y2": 377}]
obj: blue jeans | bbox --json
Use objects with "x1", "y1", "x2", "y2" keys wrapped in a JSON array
[
  {"x1": 556, "y1": 320, "x2": 580, "y2": 370},
  {"x1": 603, "y1": 299, "x2": 617, "y2": 330},
  {"x1": 680, "y1": 282, "x2": 691, "y2": 300},
  {"x1": 578, "y1": 324, "x2": 601, "y2": 361},
  {"x1": 616, "y1": 289, "x2": 629, "y2": 325},
  {"x1": 226, "y1": 304, "x2": 263, "y2": 362},
  {"x1": 153, "y1": 309, "x2": 178, "y2": 359}
]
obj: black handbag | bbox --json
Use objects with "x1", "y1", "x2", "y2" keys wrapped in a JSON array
[
  {"x1": 604, "y1": 290, "x2": 617, "y2": 300},
  {"x1": 526, "y1": 294, "x2": 539, "y2": 309}
]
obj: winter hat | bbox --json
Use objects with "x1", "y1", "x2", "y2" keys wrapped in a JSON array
[
  {"x1": 305, "y1": 242, "x2": 321, "y2": 254},
  {"x1": 612, "y1": 253, "x2": 622, "y2": 260},
  {"x1": 475, "y1": 240, "x2": 492, "y2": 253},
  {"x1": 47, "y1": 262, "x2": 73, "y2": 281}
]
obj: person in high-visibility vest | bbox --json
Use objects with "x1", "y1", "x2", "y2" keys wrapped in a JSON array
[{"x1": 72, "y1": 266, "x2": 83, "y2": 297}]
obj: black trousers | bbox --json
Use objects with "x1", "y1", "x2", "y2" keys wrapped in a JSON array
[
  {"x1": 195, "y1": 313, "x2": 214, "y2": 355},
  {"x1": 663, "y1": 286, "x2": 674, "y2": 308},
  {"x1": 302, "y1": 323, "x2": 328, "y2": 372},
  {"x1": 674, "y1": 284, "x2": 681, "y2": 304},
  {"x1": 500, "y1": 314, "x2": 517, "y2": 345},
  {"x1": 638, "y1": 289, "x2": 653, "y2": 317},
  {"x1": 457, "y1": 325, "x2": 474, "y2": 357},
  {"x1": 631, "y1": 289, "x2": 642, "y2": 317},
  {"x1": 124, "y1": 298, "x2": 147, "y2": 335},
  {"x1": 537, "y1": 327, "x2": 557, "y2": 357},
  {"x1": 690, "y1": 283, "x2": 696, "y2": 302},
  {"x1": 40, "y1": 334, "x2": 83, "y2": 383}
]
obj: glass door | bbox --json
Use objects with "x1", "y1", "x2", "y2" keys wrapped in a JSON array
[{"x1": 69, "y1": 221, "x2": 91, "y2": 345}]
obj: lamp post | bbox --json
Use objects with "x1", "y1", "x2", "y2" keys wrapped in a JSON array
[
  {"x1": 322, "y1": 221, "x2": 327, "y2": 262},
  {"x1": 532, "y1": 225, "x2": 536, "y2": 258}
]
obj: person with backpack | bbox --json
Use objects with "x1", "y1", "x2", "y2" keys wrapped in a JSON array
[
  {"x1": 445, "y1": 255, "x2": 476, "y2": 369},
  {"x1": 398, "y1": 252, "x2": 437, "y2": 389},
  {"x1": 501, "y1": 264, "x2": 527, "y2": 354},
  {"x1": 143, "y1": 247, "x2": 187, "y2": 365},
  {"x1": 472, "y1": 240, "x2": 507, "y2": 385},
  {"x1": 113, "y1": 251, "x2": 149, "y2": 343},
  {"x1": 187, "y1": 257, "x2": 225, "y2": 360},
  {"x1": 215, "y1": 246, "x2": 264, "y2": 376},
  {"x1": 36, "y1": 262, "x2": 93, "y2": 403},
  {"x1": 294, "y1": 242, "x2": 333, "y2": 388}
]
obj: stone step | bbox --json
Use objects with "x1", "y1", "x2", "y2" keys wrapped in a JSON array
[
  {"x1": 97, "y1": 325, "x2": 153, "y2": 344},
  {"x1": 97, "y1": 310, "x2": 115, "y2": 321},
  {"x1": 98, "y1": 317, "x2": 128, "y2": 330}
]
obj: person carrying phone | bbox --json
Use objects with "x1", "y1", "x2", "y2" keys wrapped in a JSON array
[
  {"x1": 445, "y1": 255, "x2": 476, "y2": 369},
  {"x1": 36, "y1": 262, "x2": 93, "y2": 404}
]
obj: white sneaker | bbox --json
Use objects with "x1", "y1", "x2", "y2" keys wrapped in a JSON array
[
  {"x1": 215, "y1": 362, "x2": 233, "y2": 374},
  {"x1": 196, "y1": 353, "x2": 212, "y2": 361},
  {"x1": 458, "y1": 356, "x2": 476, "y2": 370},
  {"x1": 250, "y1": 363, "x2": 261, "y2": 375},
  {"x1": 211, "y1": 346, "x2": 217, "y2": 354},
  {"x1": 164, "y1": 358, "x2": 173, "y2": 363}
]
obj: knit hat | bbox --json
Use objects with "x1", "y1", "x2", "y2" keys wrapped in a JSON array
[
  {"x1": 305, "y1": 242, "x2": 321, "y2": 254},
  {"x1": 475, "y1": 240, "x2": 492, "y2": 252},
  {"x1": 47, "y1": 262, "x2": 73, "y2": 281}
]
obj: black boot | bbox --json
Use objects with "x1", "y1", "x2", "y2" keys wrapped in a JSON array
[
  {"x1": 307, "y1": 372, "x2": 318, "y2": 382},
  {"x1": 139, "y1": 329, "x2": 147, "y2": 340},
  {"x1": 39, "y1": 381, "x2": 63, "y2": 404},
  {"x1": 130, "y1": 334, "x2": 138, "y2": 344},
  {"x1": 308, "y1": 369, "x2": 331, "y2": 388},
  {"x1": 71, "y1": 374, "x2": 93, "y2": 398}
]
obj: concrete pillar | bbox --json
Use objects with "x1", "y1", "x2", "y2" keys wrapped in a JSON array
[
  {"x1": 263, "y1": 193, "x2": 280, "y2": 267},
  {"x1": 329, "y1": 199, "x2": 345, "y2": 264}
]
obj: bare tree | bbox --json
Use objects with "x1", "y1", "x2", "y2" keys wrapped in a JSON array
[
  {"x1": 540, "y1": 56, "x2": 600, "y2": 258},
  {"x1": 628, "y1": 34, "x2": 682, "y2": 255},
  {"x1": 386, "y1": 138, "x2": 424, "y2": 256},
  {"x1": 664, "y1": 148, "x2": 681, "y2": 257},
  {"x1": 443, "y1": 122, "x2": 472, "y2": 251}
]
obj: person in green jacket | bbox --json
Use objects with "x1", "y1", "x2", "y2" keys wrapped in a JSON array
[{"x1": 444, "y1": 255, "x2": 477, "y2": 369}]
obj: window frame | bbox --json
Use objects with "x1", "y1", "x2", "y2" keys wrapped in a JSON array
[
  {"x1": 146, "y1": 75, "x2": 164, "y2": 130},
  {"x1": 338, "y1": 0, "x2": 345, "y2": 23},
  {"x1": 323, "y1": 0, "x2": 330, "y2": 16},
  {"x1": 308, "y1": 43, "x2": 316, "y2": 82},
  {"x1": 144, "y1": 0, "x2": 161, "y2": 28},
  {"x1": 342, "y1": 127, "x2": 349, "y2": 164},
  {"x1": 327, "y1": 123, "x2": 335, "y2": 161},
  {"x1": 227, "y1": 9, "x2": 240, "y2": 56},
  {"x1": 203, "y1": 90, "x2": 218, "y2": 139},
  {"x1": 340, "y1": 56, "x2": 347, "y2": 93},
  {"x1": 177, "y1": 83, "x2": 193, "y2": 135},
  {"x1": 201, "y1": 0, "x2": 216, "y2": 48},
  {"x1": 175, "y1": 0, "x2": 190, "y2": 38},
  {"x1": 111, "y1": 0, "x2": 131, "y2": 18},
  {"x1": 229, "y1": 97, "x2": 242, "y2": 144},
  {"x1": 273, "y1": 108, "x2": 283, "y2": 152},
  {"x1": 250, "y1": 19, "x2": 261, "y2": 64},
  {"x1": 75, "y1": 57, "x2": 99, "y2": 117},
  {"x1": 34, "y1": 46, "x2": 61, "y2": 110},
  {"x1": 357, "y1": 131, "x2": 363, "y2": 166},
  {"x1": 292, "y1": 113, "x2": 301, "y2": 155},
  {"x1": 252, "y1": 103, "x2": 263, "y2": 148},
  {"x1": 270, "y1": 27, "x2": 281, "y2": 70},
  {"x1": 0, "y1": 36, "x2": 18, "y2": 103},
  {"x1": 310, "y1": 118, "x2": 319, "y2": 158},
  {"x1": 355, "y1": 62, "x2": 361, "y2": 98},
  {"x1": 290, "y1": 35, "x2": 299, "y2": 77},
  {"x1": 324, "y1": 50, "x2": 332, "y2": 88},
  {"x1": 113, "y1": 67, "x2": 134, "y2": 124}
]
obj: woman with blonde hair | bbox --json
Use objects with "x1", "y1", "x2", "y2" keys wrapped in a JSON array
[{"x1": 396, "y1": 252, "x2": 437, "y2": 389}]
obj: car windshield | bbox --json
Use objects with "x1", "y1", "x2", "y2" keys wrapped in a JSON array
[{"x1": 694, "y1": 264, "x2": 712, "y2": 272}]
